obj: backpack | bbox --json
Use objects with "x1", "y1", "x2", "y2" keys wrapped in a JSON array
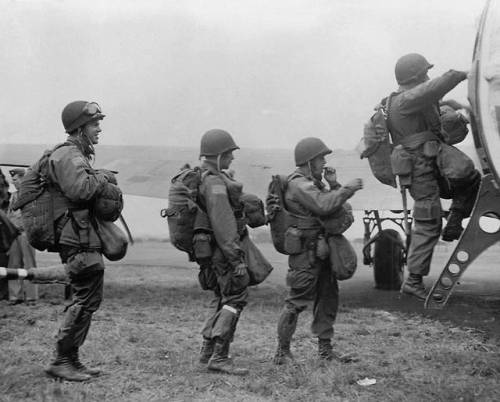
[
  {"x1": 360, "y1": 97, "x2": 397, "y2": 188},
  {"x1": 266, "y1": 175, "x2": 322, "y2": 255},
  {"x1": 12, "y1": 143, "x2": 69, "y2": 252},
  {"x1": 161, "y1": 165, "x2": 210, "y2": 262}
]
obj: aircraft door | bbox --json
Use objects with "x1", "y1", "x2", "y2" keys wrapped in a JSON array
[{"x1": 426, "y1": 0, "x2": 500, "y2": 308}]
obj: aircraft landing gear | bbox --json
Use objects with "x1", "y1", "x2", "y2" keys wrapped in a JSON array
[{"x1": 362, "y1": 210, "x2": 411, "y2": 290}]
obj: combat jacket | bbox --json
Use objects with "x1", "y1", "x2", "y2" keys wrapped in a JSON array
[
  {"x1": 285, "y1": 171, "x2": 356, "y2": 219},
  {"x1": 47, "y1": 139, "x2": 108, "y2": 249},
  {"x1": 388, "y1": 70, "x2": 467, "y2": 146},
  {"x1": 198, "y1": 163, "x2": 245, "y2": 269}
]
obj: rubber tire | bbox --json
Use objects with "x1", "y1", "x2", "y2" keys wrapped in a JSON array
[{"x1": 373, "y1": 229, "x2": 404, "y2": 290}]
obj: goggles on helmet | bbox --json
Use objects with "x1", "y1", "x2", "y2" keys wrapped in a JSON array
[{"x1": 82, "y1": 102, "x2": 102, "y2": 116}]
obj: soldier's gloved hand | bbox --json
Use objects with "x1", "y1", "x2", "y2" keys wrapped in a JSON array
[
  {"x1": 233, "y1": 262, "x2": 248, "y2": 277},
  {"x1": 345, "y1": 178, "x2": 363, "y2": 192}
]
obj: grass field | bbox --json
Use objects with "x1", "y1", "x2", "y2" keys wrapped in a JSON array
[{"x1": 1, "y1": 241, "x2": 499, "y2": 402}]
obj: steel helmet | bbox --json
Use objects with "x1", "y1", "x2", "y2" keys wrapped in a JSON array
[
  {"x1": 395, "y1": 53, "x2": 433, "y2": 85},
  {"x1": 93, "y1": 182, "x2": 123, "y2": 222},
  {"x1": 199, "y1": 129, "x2": 239, "y2": 157},
  {"x1": 294, "y1": 137, "x2": 332, "y2": 166},
  {"x1": 62, "y1": 101, "x2": 105, "y2": 133}
]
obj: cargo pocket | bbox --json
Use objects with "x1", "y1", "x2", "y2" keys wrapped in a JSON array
[
  {"x1": 286, "y1": 253, "x2": 317, "y2": 295},
  {"x1": 412, "y1": 199, "x2": 442, "y2": 221}
]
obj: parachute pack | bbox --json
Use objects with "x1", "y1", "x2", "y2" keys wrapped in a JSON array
[
  {"x1": 12, "y1": 143, "x2": 70, "y2": 252},
  {"x1": 162, "y1": 165, "x2": 208, "y2": 262},
  {"x1": 163, "y1": 165, "x2": 268, "y2": 263},
  {"x1": 266, "y1": 175, "x2": 322, "y2": 255},
  {"x1": 360, "y1": 97, "x2": 397, "y2": 188},
  {"x1": 266, "y1": 175, "x2": 356, "y2": 256}
]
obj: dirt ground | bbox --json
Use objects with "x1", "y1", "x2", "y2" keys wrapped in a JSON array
[
  {"x1": 96, "y1": 240, "x2": 500, "y2": 338},
  {"x1": 1, "y1": 240, "x2": 499, "y2": 401}
]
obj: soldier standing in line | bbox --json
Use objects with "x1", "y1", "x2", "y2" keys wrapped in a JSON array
[
  {"x1": 196, "y1": 129, "x2": 252, "y2": 376},
  {"x1": 273, "y1": 137, "x2": 363, "y2": 365},
  {"x1": 7, "y1": 168, "x2": 38, "y2": 305},
  {"x1": 44, "y1": 101, "x2": 118, "y2": 381},
  {"x1": 388, "y1": 54, "x2": 481, "y2": 300}
]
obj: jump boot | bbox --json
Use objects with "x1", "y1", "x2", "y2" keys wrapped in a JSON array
[
  {"x1": 199, "y1": 337, "x2": 216, "y2": 364},
  {"x1": 401, "y1": 273, "x2": 427, "y2": 301},
  {"x1": 45, "y1": 347, "x2": 91, "y2": 382},
  {"x1": 273, "y1": 308, "x2": 297, "y2": 365},
  {"x1": 318, "y1": 338, "x2": 335, "y2": 360},
  {"x1": 71, "y1": 347, "x2": 101, "y2": 376},
  {"x1": 274, "y1": 339, "x2": 294, "y2": 365},
  {"x1": 442, "y1": 211, "x2": 464, "y2": 242},
  {"x1": 318, "y1": 338, "x2": 358, "y2": 363},
  {"x1": 207, "y1": 338, "x2": 249, "y2": 376}
]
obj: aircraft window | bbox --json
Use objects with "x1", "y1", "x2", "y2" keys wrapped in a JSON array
[
  {"x1": 440, "y1": 276, "x2": 453, "y2": 289},
  {"x1": 478, "y1": 213, "x2": 500, "y2": 234},
  {"x1": 456, "y1": 251, "x2": 469, "y2": 262},
  {"x1": 448, "y1": 264, "x2": 461, "y2": 275}
]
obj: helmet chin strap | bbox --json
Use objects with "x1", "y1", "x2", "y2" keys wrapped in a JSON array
[
  {"x1": 216, "y1": 154, "x2": 222, "y2": 172},
  {"x1": 307, "y1": 161, "x2": 314, "y2": 179},
  {"x1": 308, "y1": 160, "x2": 322, "y2": 181},
  {"x1": 78, "y1": 129, "x2": 95, "y2": 158}
]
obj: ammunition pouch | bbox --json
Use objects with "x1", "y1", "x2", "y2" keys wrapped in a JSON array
[{"x1": 390, "y1": 145, "x2": 413, "y2": 187}]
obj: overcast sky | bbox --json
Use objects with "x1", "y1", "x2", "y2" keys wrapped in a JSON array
[{"x1": 0, "y1": 0, "x2": 487, "y2": 150}]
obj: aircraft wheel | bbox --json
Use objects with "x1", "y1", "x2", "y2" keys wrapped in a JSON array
[{"x1": 373, "y1": 229, "x2": 404, "y2": 290}]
